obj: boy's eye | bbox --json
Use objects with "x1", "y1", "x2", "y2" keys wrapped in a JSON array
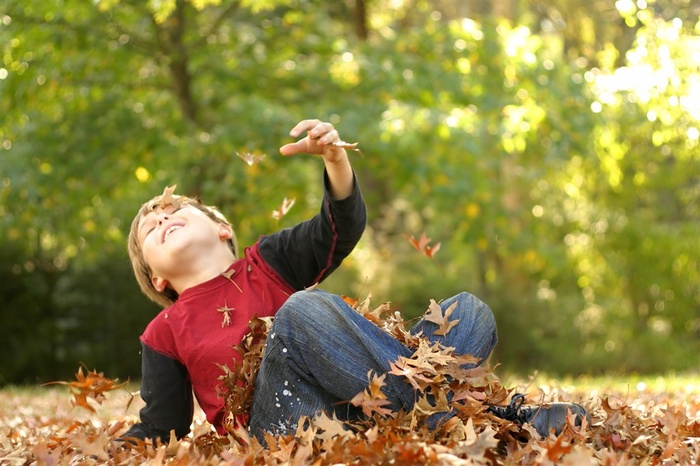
[{"x1": 142, "y1": 206, "x2": 184, "y2": 237}]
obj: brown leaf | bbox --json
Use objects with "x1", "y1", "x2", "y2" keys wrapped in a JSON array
[
  {"x1": 217, "y1": 302, "x2": 235, "y2": 328},
  {"x1": 153, "y1": 185, "x2": 181, "y2": 211},
  {"x1": 272, "y1": 197, "x2": 296, "y2": 221},
  {"x1": 349, "y1": 371, "x2": 394, "y2": 418},
  {"x1": 405, "y1": 232, "x2": 441, "y2": 257},
  {"x1": 44, "y1": 366, "x2": 128, "y2": 413},
  {"x1": 312, "y1": 412, "x2": 354, "y2": 442},
  {"x1": 423, "y1": 299, "x2": 460, "y2": 336}
]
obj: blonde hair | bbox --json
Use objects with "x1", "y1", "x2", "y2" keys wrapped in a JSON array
[{"x1": 127, "y1": 187, "x2": 238, "y2": 308}]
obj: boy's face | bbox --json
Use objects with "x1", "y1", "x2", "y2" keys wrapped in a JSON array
[{"x1": 137, "y1": 203, "x2": 234, "y2": 292}]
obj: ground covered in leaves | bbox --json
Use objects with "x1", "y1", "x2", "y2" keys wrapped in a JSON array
[{"x1": 2, "y1": 298, "x2": 699, "y2": 465}]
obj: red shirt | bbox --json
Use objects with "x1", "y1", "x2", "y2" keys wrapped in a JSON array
[{"x1": 140, "y1": 243, "x2": 294, "y2": 431}]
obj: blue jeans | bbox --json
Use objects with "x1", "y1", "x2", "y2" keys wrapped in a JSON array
[{"x1": 248, "y1": 289, "x2": 497, "y2": 439}]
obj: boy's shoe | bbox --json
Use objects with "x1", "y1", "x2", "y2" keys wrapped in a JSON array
[{"x1": 486, "y1": 393, "x2": 591, "y2": 437}]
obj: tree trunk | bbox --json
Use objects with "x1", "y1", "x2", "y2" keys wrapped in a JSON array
[
  {"x1": 355, "y1": 0, "x2": 369, "y2": 40},
  {"x1": 157, "y1": 0, "x2": 199, "y2": 126}
]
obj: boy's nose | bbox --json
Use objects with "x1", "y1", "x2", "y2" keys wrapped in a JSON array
[{"x1": 156, "y1": 213, "x2": 170, "y2": 225}]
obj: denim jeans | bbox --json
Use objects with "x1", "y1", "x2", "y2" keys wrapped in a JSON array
[{"x1": 248, "y1": 289, "x2": 497, "y2": 440}]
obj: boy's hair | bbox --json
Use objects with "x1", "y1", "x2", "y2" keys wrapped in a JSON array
[{"x1": 127, "y1": 188, "x2": 238, "y2": 308}]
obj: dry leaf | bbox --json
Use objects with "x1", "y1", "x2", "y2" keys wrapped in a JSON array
[
  {"x1": 237, "y1": 151, "x2": 266, "y2": 166},
  {"x1": 405, "y1": 232, "x2": 441, "y2": 258},
  {"x1": 349, "y1": 371, "x2": 394, "y2": 418},
  {"x1": 331, "y1": 140, "x2": 361, "y2": 152},
  {"x1": 44, "y1": 366, "x2": 128, "y2": 413},
  {"x1": 272, "y1": 197, "x2": 296, "y2": 221}
]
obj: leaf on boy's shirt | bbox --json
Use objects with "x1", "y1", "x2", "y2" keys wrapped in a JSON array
[
  {"x1": 237, "y1": 151, "x2": 266, "y2": 166},
  {"x1": 44, "y1": 366, "x2": 129, "y2": 413},
  {"x1": 405, "y1": 232, "x2": 441, "y2": 259},
  {"x1": 217, "y1": 303, "x2": 235, "y2": 328},
  {"x1": 423, "y1": 299, "x2": 460, "y2": 336},
  {"x1": 221, "y1": 269, "x2": 242, "y2": 293},
  {"x1": 272, "y1": 197, "x2": 295, "y2": 221}
]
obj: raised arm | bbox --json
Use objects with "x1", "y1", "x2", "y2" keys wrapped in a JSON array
[{"x1": 259, "y1": 119, "x2": 366, "y2": 289}]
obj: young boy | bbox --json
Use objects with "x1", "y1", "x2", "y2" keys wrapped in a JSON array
[{"x1": 122, "y1": 119, "x2": 589, "y2": 443}]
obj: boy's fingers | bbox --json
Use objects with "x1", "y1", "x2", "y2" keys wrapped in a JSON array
[
  {"x1": 289, "y1": 119, "x2": 322, "y2": 138},
  {"x1": 282, "y1": 119, "x2": 342, "y2": 156},
  {"x1": 279, "y1": 141, "x2": 306, "y2": 156}
]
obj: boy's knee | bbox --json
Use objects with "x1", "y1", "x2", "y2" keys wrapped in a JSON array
[
  {"x1": 273, "y1": 289, "x2": 337, "y2": 330},
  {"x1": 453, "y1": 291, "x2": 498, "y2": 339}
]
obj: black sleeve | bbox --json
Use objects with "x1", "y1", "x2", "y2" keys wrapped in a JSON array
[
  {"x1": 120, "y1": 343, "x2": 193, "y2": 442},
  {"x1": 259, "y1": 170, "x2": 366, "y2": 290}
]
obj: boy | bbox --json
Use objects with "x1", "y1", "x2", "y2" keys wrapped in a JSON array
[{"x1": 122, "y1": 118, "x2": 589, "y2": 443}]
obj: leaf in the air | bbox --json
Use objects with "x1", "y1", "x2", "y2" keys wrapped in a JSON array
[{"x1": 272, "y1": 197, "x2": 295, "y2": 221}]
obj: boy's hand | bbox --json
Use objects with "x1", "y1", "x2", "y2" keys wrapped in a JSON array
[{"x1": 279, "y1": 119, "x2": 346, "y2": 163}]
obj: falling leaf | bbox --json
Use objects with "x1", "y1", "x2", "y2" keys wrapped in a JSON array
[
  {"x1": 405, "y1": 232, "x2": 441, "y2": 258},
  {"x1": 272, "y1": 197, "x2": 296, "y2": 221},
  {"x1": 404, "y1": 232, "x2": 444, "y2": 275},
  {"x1": 237, "y1": 151, "x2": 266, "y2": 166},
  {"x1": 44, "y1": 366, "x2": 129, "y2": 413}
]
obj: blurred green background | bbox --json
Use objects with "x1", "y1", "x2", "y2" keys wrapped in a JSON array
[{"x1": 1, "y1": 0, "x2": 698, "y2": 384}]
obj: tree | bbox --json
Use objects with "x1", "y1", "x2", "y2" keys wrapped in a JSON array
[{"x1": 1, "y1": 0, "x2": 699, "y2": 381}]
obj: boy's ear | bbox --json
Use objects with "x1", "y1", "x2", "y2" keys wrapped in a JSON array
[
  {"x1": 218, "y1": 223, "x2": 233, "y2": 241},
  {"x1": 151, "y1": 276, "x2": 169, "y2": 293}
]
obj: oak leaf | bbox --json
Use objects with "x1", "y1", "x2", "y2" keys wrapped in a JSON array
[
  {"x1": 45, "y1": 366, "x2": 128, "y2": 413},
  {"x1": 151, "y1": 185, "x2": 181, "y2": 211},
  {"x1": 423, "y1": 299, "x2": 460, "y2": 336},
  {"x1": 349, "y1": 371, "x2": 394, "y2": 418}
]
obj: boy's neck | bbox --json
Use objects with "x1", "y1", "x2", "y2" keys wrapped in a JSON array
[{"x1": 166, "y1": 253, "x2": 236, "y2": 296}]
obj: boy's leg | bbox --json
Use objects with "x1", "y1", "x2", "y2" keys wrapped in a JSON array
[
  {"x1": 410, "y1": 291, "x2": 498, "y2": 365},
  {"x1": 248, "y1": 289, "x2": 497, "y2": 439}
]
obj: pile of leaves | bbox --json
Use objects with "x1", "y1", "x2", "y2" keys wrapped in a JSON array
[{"x1": 2, "y1": 295, "x2": 699, "y2": 465}]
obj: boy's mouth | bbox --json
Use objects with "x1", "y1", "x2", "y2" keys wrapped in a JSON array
[{"x1": 162, "y1": 223, "x2": 185, "y2": 243}]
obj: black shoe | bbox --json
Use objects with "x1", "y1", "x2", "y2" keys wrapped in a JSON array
[{"x1": 487, "y1": 393, "x2": 591, "y2": 437}]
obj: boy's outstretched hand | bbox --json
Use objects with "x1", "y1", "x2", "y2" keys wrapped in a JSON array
[
  {"x1": 279, "y1": 119, "x2": 355, "y2": 200},
  {"x1": 279, "y1": 119, "x2": 347, "y2": 163}
]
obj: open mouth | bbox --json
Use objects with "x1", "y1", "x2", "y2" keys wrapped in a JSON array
[{"x1": 162, "y1": 223, "x2": 184, "y2": 243}]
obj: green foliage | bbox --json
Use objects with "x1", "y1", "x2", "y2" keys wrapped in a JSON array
[{"x1": 1, "y1": 0, "x2": 699, "y2": 382}]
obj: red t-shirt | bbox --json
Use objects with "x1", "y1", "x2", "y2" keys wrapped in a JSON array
[{"x1": 140, "y1": 243, "x2": 294, "y2": 431}]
